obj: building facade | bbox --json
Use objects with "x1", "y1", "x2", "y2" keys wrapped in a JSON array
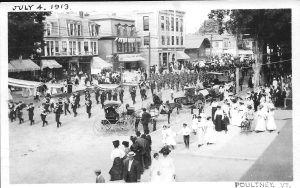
[
  {"x1": 184, "y1": 35, "x2": 211, "y2": 60},
  {"x1": 88, "y1": 14, "x2": 143, "y2": 71},
  {"x1": 135, "y1": 10, "x2": 189, "y2": 71},
  {"x1": 42, "y1": 12, "x2": 100, "y2": 79}
]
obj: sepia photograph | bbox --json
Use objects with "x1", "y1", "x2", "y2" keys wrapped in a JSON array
[{"x1": 0, "y1": 1, "x2": 299, "y2": 187}]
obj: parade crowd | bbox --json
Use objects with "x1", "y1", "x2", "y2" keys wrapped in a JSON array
[{"x1": 8, "y1": 53, "x2": 292, "y2": 183}]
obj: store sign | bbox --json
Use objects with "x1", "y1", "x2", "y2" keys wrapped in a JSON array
[{"x1": 118, "y1": 54, "x2": 143, "y2": 61}]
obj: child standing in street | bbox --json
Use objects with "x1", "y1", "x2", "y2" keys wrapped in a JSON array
[{"x1": 177, "y1": 123, "x2": 192, "y2": 149}]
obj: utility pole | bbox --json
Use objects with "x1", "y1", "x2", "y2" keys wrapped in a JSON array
[
  {"x1": 148, "y1": 32, "x2": 151, "y2": 76},
  {"x1": 235, "y1": 33, "x2": 240, "y2": 94}
]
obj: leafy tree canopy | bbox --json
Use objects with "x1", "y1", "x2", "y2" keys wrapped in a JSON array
[{"x1": 8, "y1": 12, "x2": 51, "y2": 60}]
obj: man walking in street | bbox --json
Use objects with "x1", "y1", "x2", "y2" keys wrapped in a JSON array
[
  {"x1": 86, "y1": 97, "x2": 92, "y2": 118},
  {"x1": 64, "y1": 97, "x2": 71, "y2": 115},
  {"x1": 141, "y1": 108, "x2": 151, "y2": 133},
  {"x1": 54, "y1": 103, "x2": 62, "y2": 128},
  {"x1": 27, "y1": 103, "x2": 35, "y2": 125}
]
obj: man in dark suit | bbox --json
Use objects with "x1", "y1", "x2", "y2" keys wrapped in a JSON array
[
  {"x1": 135, "y1": 131, "x2": 147, "y2": 172},
  {"x1": 27, "y1": 103, "x2": 35, "y2": 125},
  {"x1": 142, "y1": 130, "x2": 152, "y2": 169},
  {"x1": 123, "y1": 152, "x2": 141, "y2": 183},
  {"x1": 141, "y1": 108, "x2": 151, "y2": 133}
]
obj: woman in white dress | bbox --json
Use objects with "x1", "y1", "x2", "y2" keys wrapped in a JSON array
[
  {"x1": 230, "y1": 101, "x2": 240, "y2": 126},
  {"x1": 266, "y1": 108, "x2": 276, "y2": 132},
  {"x1": 197, "y1": 115, "x2": 206, "y2": 147},
  {"x1": 150, "y1": 153, "x2": 161, "y2": 182},
  {"x1": 161, "y1": 125, "x2": 176, "y2": 149},
  {"x1": 255, "y1": 105, "x2": 267, "y2": 132},
  {"x1": 205, "y1": 116, "x2": 216, "y2": 144},
  {"x1": 158, "y1": 146, "x2": 176, "y2": 182},
  {"x1": 192, "y1": 114, "x2": 198, "y2": 135}
]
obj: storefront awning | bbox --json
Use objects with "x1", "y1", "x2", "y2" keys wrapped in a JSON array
[
  {"x1": 118, "y1": 54, "x2": 145, "y2": 62},
  {"x1": 91, "y1": 57, "x2": 112, "y2": 74},
  {"x1": 9, "y1": 59, "x2": 40, "y2": 72},
  {"x1": 8, "y1": 78, "x2": 43, "y2": 88},
  {"x1": 41, "y1": 60, "x2": 62, "y2": 70},
  {"x1": 176, "y1": 51, "x2": 190, "y2": 60}
]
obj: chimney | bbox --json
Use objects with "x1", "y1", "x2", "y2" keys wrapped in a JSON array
[{"x1": 79, "y1": 11, "x2": 84, "y2": 18}]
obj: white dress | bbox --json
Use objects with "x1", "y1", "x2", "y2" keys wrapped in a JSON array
[
  {"x1": 150, "y1": 159, "x2": 161, "y2": 182},
  {"x1": 205, "y1": 121, "x2": 216, "y2": 144},
  {"x1": 158, "y1": 156, "x2": 176, "y2": 182},
  {"x1": 192, "y1": 118, "x2": 198, "y2": 131},
  {"x1": 266, "y1": 110, "x2": 276, "y2": 131},
  {"x1": 197, "y1": 121, "x2": 206, "y2": 145},
  {"x1": 231, "y1": 105, "x2": 240, "y2": 126},
  {"x1": 162, "y1": 128, "x2": 177, "y2": 146},
  {"x1": 255, "y1": 110, "x2": 267, "y2": 132}
]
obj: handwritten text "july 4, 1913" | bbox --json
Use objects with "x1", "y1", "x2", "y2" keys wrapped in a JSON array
[{"x1": 12, "y1": 4, "x2": 69, "y2": 11}]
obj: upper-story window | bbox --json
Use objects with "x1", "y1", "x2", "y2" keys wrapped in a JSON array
[
  {"x1": 144, "y1": 36, "x2": 150, "y2": 46},
  {"x1": 171, "y1": 17, "x2": 174, "y2": 31},
  {"x1": 176, "y1": 36, "x2": 179, "y2": 45},
  {"x1": 167, "y1": 36, "x2": 170, "y2": 45},
  {"x1": 89, "y1": 24, "x2": 99, "y2": 37},
  {"x1": 172, "y1": 36, "x2": 174, "y2": 45},
  {"x1": 67, "y1": 21, "x2": 82, "y2": 36},
  {"x1": 130, "y1": 26, "x2": 136, "y2": 37},
  {"x1": 45, "y1": 22, "x2": 52, "y2": 36},
  {"x1": 123, "y1": 25, "x2": 128, "y2": 37},
  {"x1": 180, "y1": 19, "x2": 183, "y2": 32},
  {"x1": 214, "y1": 41, "x2": 219, "y2": 48},
  {"x1": 117, "y1": 42, "x2": 123, "y2": 53},
  {"x1": 84, "y1": 41, "x2": 89, "y2": 54},
  {"x1": 176, "y1": 18, "x2": 179, "y2": 32},
  {"x1": 143, "y1": 16, "x2": 149, "y2": 31},
  {"x1": 161, "y1": 36, "x2": 165, "y2": 45},
  {"x1": 116, "y1": 24, "x2": 121, "y2": 36},
  {"x1": 166, "y1": 17, "x2": 170, "y2": 31},
  {"x1": 181, "y1": 36, "x2": 183, "y2": 45},
  {"x1": 161, "y1": 16, "x2": 165, "y2": 31},
  {"x1": 62, "y1": 41, "x2": 67, "y2": 54}
]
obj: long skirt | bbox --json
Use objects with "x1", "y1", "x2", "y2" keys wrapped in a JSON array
[
  {"x1": 215, "y1": 115, "x2": 223, "y2": 132},
  {"x1": 109, "y1": 157, "x2": 123, "y2": 181},
  {"x1": 255, "y1": 117, "x2": 266, "y2": 132},
  {"x1": 266, "y1": 117, "x2": 276, "y2": 131},
  {"x1": 205, "y1": 127, "x2": 216, "y2": 144},
  {"x1": 197, "y1": 128, "x2": 205, "y2": 145}
]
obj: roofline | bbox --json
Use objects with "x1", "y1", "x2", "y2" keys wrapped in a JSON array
[{"x1": 89, "y1": 17, "x2": 134, "y2": 22}]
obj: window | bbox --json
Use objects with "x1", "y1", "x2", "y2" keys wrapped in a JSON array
[
  {"x1": 117, "y1": 42, "x2": 122, "y2": 53},
  {"x1": 78, "y1": 24, "x2": 82, "y2": 36},
  {"x1": 62, "y1": 41, "x2": 67, "y2": 53},
  {"x1": 69, "y1": 41, "x2": 76, "y2": 55},
  {"x1": 131, "y1": 27, "x2": 136, "y2": 36},
  {"x1": 176, "y1": 36, "x2": 179, "y2": 45},
  {"x1": 73, "y1": 41, "x2": 76, "y2": 55},
  {"x1": 46, "y1": 22, "x2": 52, "y2": 36},
  {"x1": 163, "y1": 53, "x2": 168, "y2": 67},
  {"x1": 123, "y1": 26, "x2": 128, "y2": 37},
  {"x1": 143, "y1": 16, "x2": 149, "y2": 31},
  {"x1": 171, "y1": 17, "x2": 174, "y2": 31},
  {"x1": 133, "y1": 43, "x2": 136, "y2": 52},
  {"x1": 180, "y1": 19, "x2": 183, "y2": 32},
  {"x1": 91, "y1": 41, "x2": 97, "y2": 55},
  {"x1": 55, "y1": 41, "x2": 59, "y2": 54},
  {"x1": 166, "y1": 17, "x2": 170, "y2": 31},
  {"x1": 176, "y1": 18, "x2": 179, "y2": 32},
  {"x1": 84, "y1": 41, "x2": 89, "y2": 54},
  {"x1": 181, "y1": 36, "x2": 183, "y2": 45},
  {"x1": 78, "y1": 41, "x2": 81, "y2": 54},
  {"x1": 144, "y1": 36, "x2": 150, "y2": 46},
  {"x1": 214, "y1": 41, "x2": 219, "y2": 47},
  {"x1": 161, "y1": 16, "x2": 165, "y2": 31},
  {"x1": 224, "y1": 41, "x2": 228, "y2": 48},
  {"x1": 172, "y1": 36, "x2": 174, "y2": 45},
  {"x1": 89, "y1": 24, "x2": 99, "y2": 37},
  {"x1": 116, "y1": 25, "x2": 121, "y2": 36},
  {"x1": 167, "y1": 36, "x2": 170, "y2": 45},
  {"x1": 161, "y1": 36, "x2": 165, "y2": 45}
]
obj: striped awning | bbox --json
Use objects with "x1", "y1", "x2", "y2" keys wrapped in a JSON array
[
  {"x1": 9, "y1": 59, "x2": 40, "y2": 72},
  {"x1": 41, "y1": 59, "x2": 62, "y2": 70}
]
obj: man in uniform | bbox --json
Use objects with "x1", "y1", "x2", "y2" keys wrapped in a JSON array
[
  {"x1": 64, "y1": 96, "x2": 71, "y2": 115},
  {"x1": 100, "y1": 90, "x2": 106, "y2": 108},
  {"x1": 75, "y1": 92, "x2": 81, "y2": 108},
  {"x1": 40, "y1": 105, "x2": 48, "y2": 127},
  {"x1": 119, "y1": 87, "x2": 124, "y2": 104},
  {"x1": 130, "y1": 86, "x2": 137, "y2": 104},
  {"x1": 27, "y1": 103, "x2": 35, "y2": 125},
  {"x1": 54, "y1": 102, "x2": 62, "y2": 128},
  {"x1": 71, "y1": 94, "x2": 78, "y2": 117},
  {"x1": 86, "y1": 97, "x2": 92, "y2": 118},
  {"x1": 8, "y1": 101, "x2": 15, "y2": 122},
  {"x1": 95, "y1": 87, "x2": 100, "y2": 104}
]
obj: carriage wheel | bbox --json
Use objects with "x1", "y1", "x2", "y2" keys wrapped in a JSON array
[
  {"x1": 102, "y1": 119, "x2": 112, "y2": 131},
  {"x1": 93, "y1": 118, "x2": 104, "y2": 134}
]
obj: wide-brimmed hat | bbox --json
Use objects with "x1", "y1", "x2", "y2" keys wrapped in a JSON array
[
  {"x1": 159, "y1": 146, "x2": 171, "y2": 155},
  {"x1": 122, "y1": 141, "x2": 129, "y2": 147},
  {"x1": 127, "y1": 151, "x2": 136, "y2": 157},
  {"x1": 112, "y1": 140, "x2": 120, "y2": 147}
]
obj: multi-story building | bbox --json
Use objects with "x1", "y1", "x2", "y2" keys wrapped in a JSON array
[
  {"x1": 88, "y1": 13, "x2": 144, "y2": 71},
  {"x1": 42, "y1": 12, "x2": 100, "y2": 79},
  {"x1": 135, "y1": 10, "x2": 190, "y2": 71}
]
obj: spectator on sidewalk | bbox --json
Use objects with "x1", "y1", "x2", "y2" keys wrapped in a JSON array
[
  {"x1": 177, "y1": 123, "x2": 191, "y2": 149},
  {"x1": 95, "y1": 169, "x2": 105, "y2": 183}
]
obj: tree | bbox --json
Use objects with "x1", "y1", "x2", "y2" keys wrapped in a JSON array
[
  {"x1": 8, "y1": 12, "x2": 51, "y2": 60},
  {"x1": 208, "y1": 9, "x2": 291, "y2": 87}
]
